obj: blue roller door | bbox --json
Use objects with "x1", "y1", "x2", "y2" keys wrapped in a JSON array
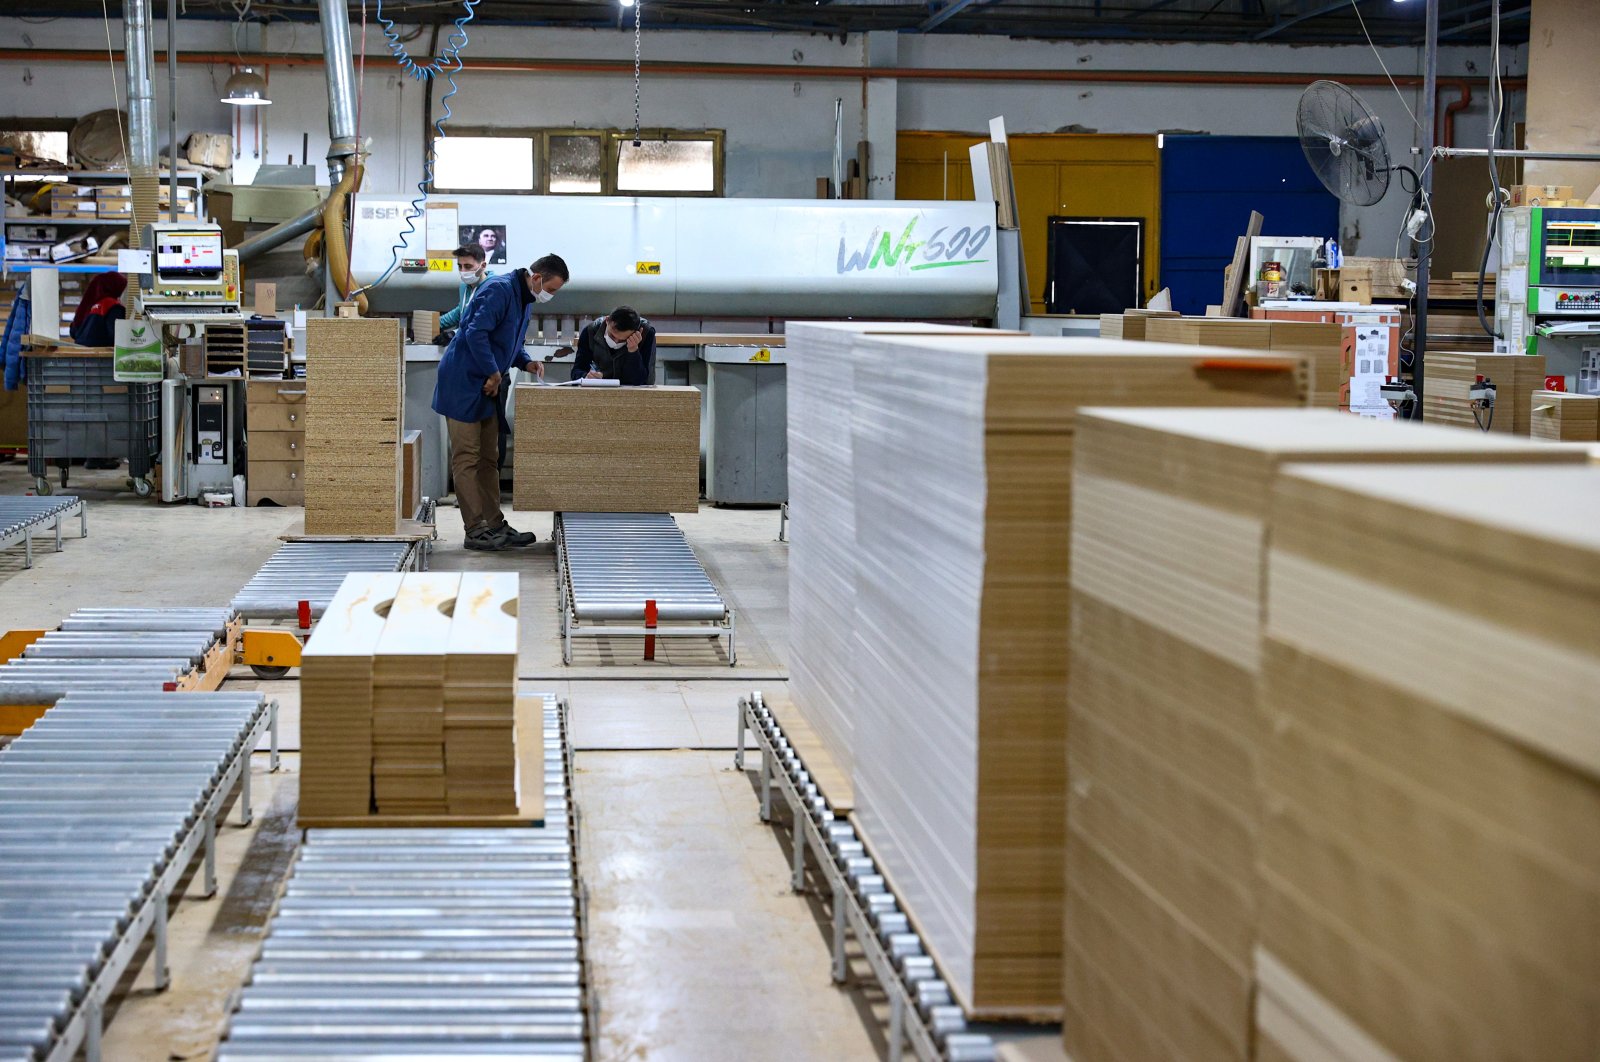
[{"x1": 1160, "y1": 135, "x2": 1340, "y2": 317}]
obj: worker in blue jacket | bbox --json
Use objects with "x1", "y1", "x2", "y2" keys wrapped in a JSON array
[
  {"x1": 432, "y1": 253, "x2": 569, "y2": 551},
  {"x1": 435, "y1": 242, "x2": 491, "y2": 338}
]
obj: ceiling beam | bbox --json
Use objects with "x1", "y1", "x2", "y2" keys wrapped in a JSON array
[
  {"x1": 1436, "y1": 4, "x2": 1530, "y2": 39},
  {"x1": 1255, "y1": 0, "x2": 1359, "y2": 40},
  {"x1": 919, "y1": 0, "x2": 1002, "y2": 32}
]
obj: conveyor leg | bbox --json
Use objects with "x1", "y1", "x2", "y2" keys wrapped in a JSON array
[
  {"x1": 831, "y1": 879, "x2": 849, "y2": 985},
  {"x1": 759, "y1": 746, "x2": 773, "y2": 823},
  {"x1": 269, "y1": 703, "x2": 280, "y2": 772},
  {"x1": 727, "y1": 614, "x2": 738, "y2": 668},
  {"x1": 81, "y1": 504, "x2": 88, "y2": 538},
  {"x1": 84, "y1": 998, "x2": 103, "y2": 1062},
  {"x1": 889, "y1": 992, "x2": 906, "y2": 1061},
  {"x1": 54, "y1": 515, "x2": 63, "y2": 552},
  {"x1": 563, "y1": 614, "x2": 572, "y2": 666},
  {"x1": 202, "y1": 816, "x2": 217, "y2": 898},
  {"x1": 153, "y1": 887, "x2": 171, "y2": 991},
  {"x1": 734, "y1": 702, "x2": 747, "y2": 770},
  {"x1": 23, "y1": 530, "x2": 31, "y2": 569},
  {"x1": 790, "y1": 805, "x2": 807, "y2": 892},
  {"x1": 240, "y1": 753, "x2": 254, "y2": 826}
]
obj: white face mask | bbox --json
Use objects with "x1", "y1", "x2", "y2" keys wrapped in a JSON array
[
  {"x1": 533, "y1": 287, "x2": 554, "y2": 304},
  {"x1": 462, "y1": 268, "x2": 483, "y2": 287},
  {"x1": 603, "y1": 333, "x2": 626, "y2": 350}
]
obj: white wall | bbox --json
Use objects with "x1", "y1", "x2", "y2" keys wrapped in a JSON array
[{"x1": 0, "y1": 17, "x2": 1524, "y2": 255}]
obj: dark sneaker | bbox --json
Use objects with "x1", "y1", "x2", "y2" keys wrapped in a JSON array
[
  {"x1": 494, "y1": 520, "x2": 537, "y2": 547},
  {"x1": 465, "y1": 525, "x2": 510, "y2": 551}
]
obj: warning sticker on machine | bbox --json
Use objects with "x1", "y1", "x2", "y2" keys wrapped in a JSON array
[
  {"x1": 636, "y1": 261, "x2": 662, "y2": 275},
  {"x1": 750, "y1": 348, "x2": 772, "y2": 363},
  {"x1": 427, "y1": 258, "x2": 455, "y2": 272}
]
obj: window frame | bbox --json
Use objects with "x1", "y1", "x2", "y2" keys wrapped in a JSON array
[
  {"x1": 607, "y1": 129, "x2": 725, "y2": 198},
  {"x1": 427, "y1": 126, "x2": 540, "y2": 194},
  {"x1": 426, "y1": 127, "x2": 725, "y2": 197}
]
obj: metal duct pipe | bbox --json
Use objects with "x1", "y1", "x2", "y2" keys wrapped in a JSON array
[
  {"x1": 236, "y1": 204, "x2": 323, "y2": 263},
  {"x1": 316, "y1": 0, "x2": 359, "y2": 186},
  {"x1": 122, "y1": 0, "x2": 158, "y2": 175}
]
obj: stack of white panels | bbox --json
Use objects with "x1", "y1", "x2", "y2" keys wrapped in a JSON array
[
  {"x1": 785, "y1": 321, "x2": 1003, "y2": 781},
  {"x1": 845, "y1": 334, "x2": 1309, "y2": 1017}
]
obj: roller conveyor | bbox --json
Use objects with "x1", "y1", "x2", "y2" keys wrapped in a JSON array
[
  {"x1": 0, "y1": 609, "x2": 237, "y2": 706},
  {"x1": 216, "y1": 696, "x2": 593, "y2": 1061},
  {"x1": 229, "y1": 541, "x2": 424, "y2": 623},
  {"x1": 0, "y1": 496, "x2": 86, "y2": 570},
  {"x1": 554, "y1": 512, "x2": 735, "y2": 666},
  {"x1": 0, "y1": 691, "x2": 279, "y2": 1062}
]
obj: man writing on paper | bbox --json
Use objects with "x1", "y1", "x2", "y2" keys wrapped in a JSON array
[
  {"x1": 432, "y1": 252, "x2": 569, "y2": 552},
  {"x1": 432, "y1": 242, "x2": 491, "y2": 343},
  {"x1": 570, "y1": 306, "x2": 657, "y2": 385}
]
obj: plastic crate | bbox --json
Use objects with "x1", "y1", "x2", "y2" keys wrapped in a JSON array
[{"x1": 26, "y1": 355, "x2": 161, "y2": 484}]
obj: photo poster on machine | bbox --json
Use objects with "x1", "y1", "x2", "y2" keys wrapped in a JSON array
[
  {"x1": 1347, "y1": 323, "x2": 1394, "y2": 420},
  {"x1": 113, "y1": 319, "x2": 164, "y2": 383},
  {"x1": 461, "y1": 223, "x2": 508, "y2": 265}
]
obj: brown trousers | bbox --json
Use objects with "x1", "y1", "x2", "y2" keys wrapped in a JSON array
[{"x1": 446, "y1": 414, "x2": 503, "y2": 532}]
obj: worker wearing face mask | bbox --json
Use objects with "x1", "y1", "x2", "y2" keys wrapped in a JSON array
[
  {"x1": 433, "y1": 252, "x2": 570, "y2": 551},
  {"x1": 432, "y1": 243, "x2": 491, "y2": 343},
  {"x1": 570, "y1": 306, "x2": 657, "y2": 386}
]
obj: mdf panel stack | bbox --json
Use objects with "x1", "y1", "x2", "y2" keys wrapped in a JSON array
[
  {"x1": 1530, "y1": 389, "x2": 1600, "y2": 441},
  {"x1": 847, "y1": 335, "x2": 1309, "y2": 1017},
  {"x1": 444, "y1": 572, "x2": 520, "y2": 815},
  {"x1": 1145, "y1": 317, "x2": 1345, "y2": 410},
  {"x1": 786, "y1": 321, "x2": 1009, "y2": 780},
  {"x1": 1097, "y1": 310, "x2": 1178, "y2": 340},
  {"x1": 298, "y1": 572, "x2": 404, "y2": 818},
  {"x1": 1426, "y1": 352, "x2": 1547, "y2": 434},
  {"x1": 1256, "y1": 464, "x2": 1600, "y2": 1062},
  {"x1": 513, "y1": 385, "x2": 699, "y2": 512},
  {"x1": 303, "y1": 316, "x2": 404, "y2": 534},
  {"x1": 371, "y1": 572, "x2": 458, "y2": 815},
  {"x1": 1064, "y1": 409, "x2": 1588, "y2": 1062}
]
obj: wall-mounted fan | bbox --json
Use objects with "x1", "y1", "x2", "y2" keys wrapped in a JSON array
[{"x1": 1297, "y1": 79, "x2": 1404, "y2": 207}]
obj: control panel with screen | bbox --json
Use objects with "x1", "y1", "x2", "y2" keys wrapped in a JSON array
[{"x1": 155, "y1": 231, "x2": 224, "y2": 281}]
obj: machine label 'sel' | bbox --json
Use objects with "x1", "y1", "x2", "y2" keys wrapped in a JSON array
[{"x1": 636, "y1": 261, "x2": 662, "y2": 275}]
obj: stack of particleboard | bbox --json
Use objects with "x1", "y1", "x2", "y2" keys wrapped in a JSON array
[
  {"x1": 513, "y1": 385, "x2": 699, "y2": 513},
  {"x1": 1097, "y1": 310, "x2": 1179, "y2": 340},
  {"x1": 372, "y1": 572, "x2": 457, "y2": 815},
  {"x1": 1426, "y1": 351, "x2": 1547, "y2": 434},
  {"x1": 1256, "y1": 464, "x2": 1600, "y2": 1062},
  {"x1": 412, "y1": 309, "x2": 440, "y2": 344},
  {"x1": 298, "y1": 571, "x2": 404, "y2": 818},
  {"x1": 401, "y1": 429, "x2": 422, "y2": 520},
  {"x1": 1064, "y1": 408, "x2": 1588, "y2": 1062},
  {"x1": 304, "y1": 316, "x2": 403, "y2": 534},
  {"x1": 786, "y1": 321, "x2": 1015, "y2": 779},
  {"x1": 1530, "y1": 389, "x2": 1600, "y2": 442},
  {"x1": 299, "y1": 570, "x2": 535, "y2": 827},
  {"x1": 444, "y1": 572, "x2": 520, "y2": 815},
  {"x1": 847, "y1": 334, "x2": 1310, "y2": 1017},
  {"x1": 1145, "y1": 316, "x2": 1346, "y2": 410}
]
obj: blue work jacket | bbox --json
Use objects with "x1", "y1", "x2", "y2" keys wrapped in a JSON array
[{"x1": 431, "y1": 269, "x2": 536, "y2": 423}]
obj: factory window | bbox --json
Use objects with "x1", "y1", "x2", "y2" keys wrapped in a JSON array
[
  {"x1": 428, "y1": 128, "x2": 723, "y2": 196},
  {"x1": 612, "y1": 131, "x2": 723, "y2": 196},
  {"x1": 430, "y1": 134, "x2": 537, "y2": 192},
  {"x1": 545, "y1": 132, "x2": 605, "y2": 194}
]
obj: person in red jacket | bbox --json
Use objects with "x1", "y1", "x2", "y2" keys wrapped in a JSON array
[{"x1": 70, "y1": 272, "x2": 127, "y2": 347}]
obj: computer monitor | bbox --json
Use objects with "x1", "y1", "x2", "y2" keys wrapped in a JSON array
[{"x1": 154, "y1": 229, "x2": 224, "y2": 283}]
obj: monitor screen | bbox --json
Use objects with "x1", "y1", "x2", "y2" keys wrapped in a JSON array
[{"x1": 155, "y1": 231, "x2": 224, "y2": 279}]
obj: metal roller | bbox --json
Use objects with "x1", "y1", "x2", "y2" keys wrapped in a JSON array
[
  {"x1": 217, "y1": 697, "x2": 587, "y2": 1061},
  {"x1": 0, "y1": 690, "x2": 273, "y2": 1062}
]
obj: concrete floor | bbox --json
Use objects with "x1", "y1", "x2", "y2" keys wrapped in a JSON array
[{"x1": 0, "y1": 457, "x2": 1056, "y2": 1061}]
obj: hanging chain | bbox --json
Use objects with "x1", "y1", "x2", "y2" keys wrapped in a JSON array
[{"x1": 632, "y1": 1, "x2": 642, "y2": 146}]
